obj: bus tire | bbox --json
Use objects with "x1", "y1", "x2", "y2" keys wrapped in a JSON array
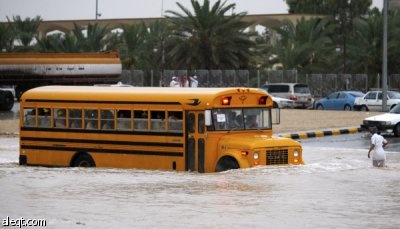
[
  {"x1": 215, "y1": 156, "x2": 239, "y2": 172},
  {"x1": 0, "y1": 90, "x2": 14, "y2": 111},
  {"x1": 393, "y1": 123, "x2": 400, "y2": 137},
  {"x1": 71, "y1": 153, "x2": 96, "y2": 167}
]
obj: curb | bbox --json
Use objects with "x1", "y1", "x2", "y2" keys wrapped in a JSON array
[{"x1": 278, "y1": 127, "x2": 365, "y2": 139}]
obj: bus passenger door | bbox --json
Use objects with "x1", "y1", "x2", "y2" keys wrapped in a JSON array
[{"x1": 186, "y1": 111, "x2": 206, "y2": 173}]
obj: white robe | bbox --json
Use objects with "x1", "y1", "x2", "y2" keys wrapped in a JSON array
[{"x1": 371, "y1": 133, "x2": 387, "y2": 160}]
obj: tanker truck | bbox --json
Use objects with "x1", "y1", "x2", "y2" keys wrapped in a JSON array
[{"x1": 0, "y1": 51, "x2": 122, "y2": 111}]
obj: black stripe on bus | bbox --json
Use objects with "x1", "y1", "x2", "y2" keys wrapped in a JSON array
[
  {"x1": 25, "y1": 99, "x2": 181, "y2": 105},
  {"x1": 20, "y1": 136, "x2": 183, "y2": 148},
  {"x1": 21, "y1": 127, "x2": 184, "y2": 137},
  {"x1": 21, "y1": 145, "x2": 183, "y2": 157}
]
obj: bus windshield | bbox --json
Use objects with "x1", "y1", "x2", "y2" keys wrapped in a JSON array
[{"x1": 211, "y1": 108, "x2": 271, "y2": 131}]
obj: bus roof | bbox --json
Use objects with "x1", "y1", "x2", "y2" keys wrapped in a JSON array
[{"x1": 21, "y1": 86, "x2": 269, "y2": 108}]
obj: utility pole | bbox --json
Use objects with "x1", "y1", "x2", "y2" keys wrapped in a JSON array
[
  {"x1": 95, "y1": 0, "x2": 101, "y2": 20},
  {"x1": 382, "y1": 0, "x2": 388, "y2": 111}
]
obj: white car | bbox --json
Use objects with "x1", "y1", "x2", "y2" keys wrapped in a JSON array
[
  {"x1": 261, "y1": 83, "x2": 314, "y2": 109},
  {"x1": 272, "y1": 96, "x2": 294, "y2": 108},
  {"x1": 259, "y1": 88, "x2": 294, "y2": 109},
  {"x1": 354, "y1": 90, "x2": 400, "y2": 112},
  {"x1": 362, "y1": 103, "x2": 400, "y2": 136}
]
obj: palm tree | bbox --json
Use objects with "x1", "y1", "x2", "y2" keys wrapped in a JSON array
[
  {"x1": 141, "y1": 20, "x2": 171, "y2": 70},
  {"x1": 273, "y1": 17, "x2": 336, "y2": 74},
  {"x1": 346, "y1": 12, "x2": 382, "y2": 74},
  {"x1": 35, "y1": 32, "x2": 83, "y2": 53},
  {"x1": 0, "y1": 21, "x2": 14, "y2": 52},
  {"x1": 387, "y1": 10, "x2": 400, "y2": 75},
  {"x1": 72, "y1": 23, "x2": 110, "y2": 52},
  {"x1": 119, "y1": 23, "x2": 147, "y2": 68},
  {"x1": 36, "y1": 33, "x2": 64, "y2": 52},
  {"x1": 165, "y1": 0, "x2": 255, "y2": 69},
  {"x1": 8, "y1": 15, "x2": 42, "y2": 52}
]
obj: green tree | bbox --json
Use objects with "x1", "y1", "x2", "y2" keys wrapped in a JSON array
[
  {"x1": 285, "y1": 0, "x2": 372, "y2": 73},
  {"x1": 36, "y1": 33, "x2": 65, "y2": 52},
  {"x1": 252, "y1": 28, "x2": 275, "y2": 70},
  {"x1": 346, "y1": 11, "x2": 382, "y2": 74},
  {"x1": 387, "y1": 10, "x2": 400, "y2": 74},
  {"x1": 36, "y1": 33, "x2": 82, "y2": 53},
  {"x1": 72, "y1": 23, "x2": 110, "y2": 52},
  {"x1": 285, "y1": 0, "x2": 332, "y2": 14},
  {"x1": 119, "y1": 23, "x2": 147, "y2": 68},
  {"x1": 274, "y1": 17, "x2": 336, "y2": 73},
  {"x1": 0, "y1": 21, "x2": 14, "y2": 52},
  {"x1": 140, "y1": 20, "x2": 171, "y2": 70},
  {"x1": 165, "y1": 0, "x2": 255, "y2": 69},
  {"x1": 7, "y1": 15, "x2": 42, "y2": 52}
]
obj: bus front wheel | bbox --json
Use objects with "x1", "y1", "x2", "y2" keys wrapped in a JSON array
[
  {"x1": 215, "y1": 156, "x2": 239, "y2": 172},
  {"x1": 71, "y1": 153, "x2": 96, "y2": 167}
]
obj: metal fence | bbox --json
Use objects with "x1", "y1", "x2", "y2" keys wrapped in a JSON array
[{"x1": 121, "y1": 69, "x2": 400, "y2": 98}]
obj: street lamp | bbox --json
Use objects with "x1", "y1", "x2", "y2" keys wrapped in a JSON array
[
  {"x1": 382, "y1": 0, "x2": 388, "y2": 111},
  {"x1": 95, "y1": 0, "x2": 102, "y2": 20}
]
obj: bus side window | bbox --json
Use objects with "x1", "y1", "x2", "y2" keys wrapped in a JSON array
[
  {"x1": 198, "y1": 113, "x2": 205, "y2": 133},
  {"x1": 134, "y1": 110, "x2": 148, "y2": 131},
  {"x1": 54, "y1": 108, "x2": 66, "y2": 128},
  {"x1": 101, "y1": 110, "x2": 115, "y2": 130},
  {"x1": 24, "y1": 108, "x2": 36, "y2": 127},
  {"x1": 69, "y1": 109, "x2": 82, "y2": 129},
  {"x1": 85, "y1": 109, "x2": 98, "y2": 129},
  {"x1": 168, "y1": 111, "x2": 183, "y2": 132},
  {"x1": 188, "y1": 113, "x2": 195, "y2": 133},
  {"x1": 117, "y1": 110, "x2": 131, "y2": 130},
  {"x1": 38, "y1": 108, "x2": 51, "y2": 128},
  {"x1": 151, "y1": 111, "x2": 165, "y2": 132}
]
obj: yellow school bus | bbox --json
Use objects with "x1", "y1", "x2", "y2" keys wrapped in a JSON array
[{"x1": 19, "y1": 86, "x2": 303, "y2": 172}]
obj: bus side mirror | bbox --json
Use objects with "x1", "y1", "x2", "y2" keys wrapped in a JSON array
[
  {"x1": 205, "y1": 110, "x2": 212, "y2": 126},
  {"x1": 272, "y1": 108, "x2": 280, "y2": 125}
]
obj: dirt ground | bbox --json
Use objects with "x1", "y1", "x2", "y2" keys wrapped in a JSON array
[
  {"x1": 274, "y1": 109, "x2": 382, "y2": 134},
  {"x1": 0, "y1": 109, "x2": 383, "y2": 136}
]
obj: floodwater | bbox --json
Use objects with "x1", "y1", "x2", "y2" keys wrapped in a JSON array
[{"x1": 1, "y1": 136, "x2": 400, "y2": 229}]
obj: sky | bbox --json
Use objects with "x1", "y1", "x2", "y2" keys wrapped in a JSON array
[{"x1": 0, "y1": 0, "x2": 384, "y2": 22}]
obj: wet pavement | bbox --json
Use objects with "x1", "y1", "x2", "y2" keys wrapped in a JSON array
[
  {"x1": 0, "y1": 135, "x2": 400, "y2": 228},
  {"x1": 0, "y1": 101, "x2": 19, "y2": 120}
]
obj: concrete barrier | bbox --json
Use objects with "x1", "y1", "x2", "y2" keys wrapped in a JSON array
[{"x1": 278, "y1": 127, "x2": 364, "y2": 139}]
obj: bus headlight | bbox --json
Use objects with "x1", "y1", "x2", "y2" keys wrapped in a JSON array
[
  {"x1": 253, "y1": 151, "x2": 259, "y2": 160},
  {"x1": 293, "y1": 150, "x2": 299, "y2": 157}
]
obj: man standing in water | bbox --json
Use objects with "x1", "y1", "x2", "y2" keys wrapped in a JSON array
[{"x1": 367, "y1": 126, "x2": 388, "y2": 167}]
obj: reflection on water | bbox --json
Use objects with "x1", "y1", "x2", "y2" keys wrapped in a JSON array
[
  {"x1": 0, "y1": 101, "x2": 19, "y2": 120},
  {"x1": 0, "y1": 137, "x2": 399, "y2": 228}
]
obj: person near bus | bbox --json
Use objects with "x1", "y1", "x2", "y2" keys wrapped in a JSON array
[
  {"x1": 367, "y1": 126, "x2": 388, "y2": 167},
  {"x1": 182, "y1": 75, "x2": 189, "y2": 87},
  {"x1": 190, "y1": 75, "x2": 198, "y2": 88},
  {"x1": 169, "y1": 76, "x2": 181, "y2": 87}
]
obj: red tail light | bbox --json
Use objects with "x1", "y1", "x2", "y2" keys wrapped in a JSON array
[
  {"x1": 221, "y1": 96, "x2": 231, "y2": 105},
  {"x1": 290, "y1": 95, "x2": 297, "y2": 101},
  {"x1": 258, "y1": 96, "x2": 268, "y2": 105}
]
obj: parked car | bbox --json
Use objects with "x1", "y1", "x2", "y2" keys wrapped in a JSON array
[
  {"x1": 261, "y1": 83, "x2": 314, "y2": 109},
  {"x1": 353, "y1": 90, "x2": 400, "y2": 112},
  {"x1": 361, "y1": 103, "x2": 400, "y2": 136},
  {"x1": 259, "y1": 88, "x2": 294, "y2": 108},
  {"x1": 314, "y1": 91, "x2": 365, "y2": 111},
  {"x1": 271, "y1": 96, "x2": 294, "y2": 108}
]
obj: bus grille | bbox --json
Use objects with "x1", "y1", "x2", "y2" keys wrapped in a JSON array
[{"x1": 266, "y1": 149, "x2": 288, "y2": 165}]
